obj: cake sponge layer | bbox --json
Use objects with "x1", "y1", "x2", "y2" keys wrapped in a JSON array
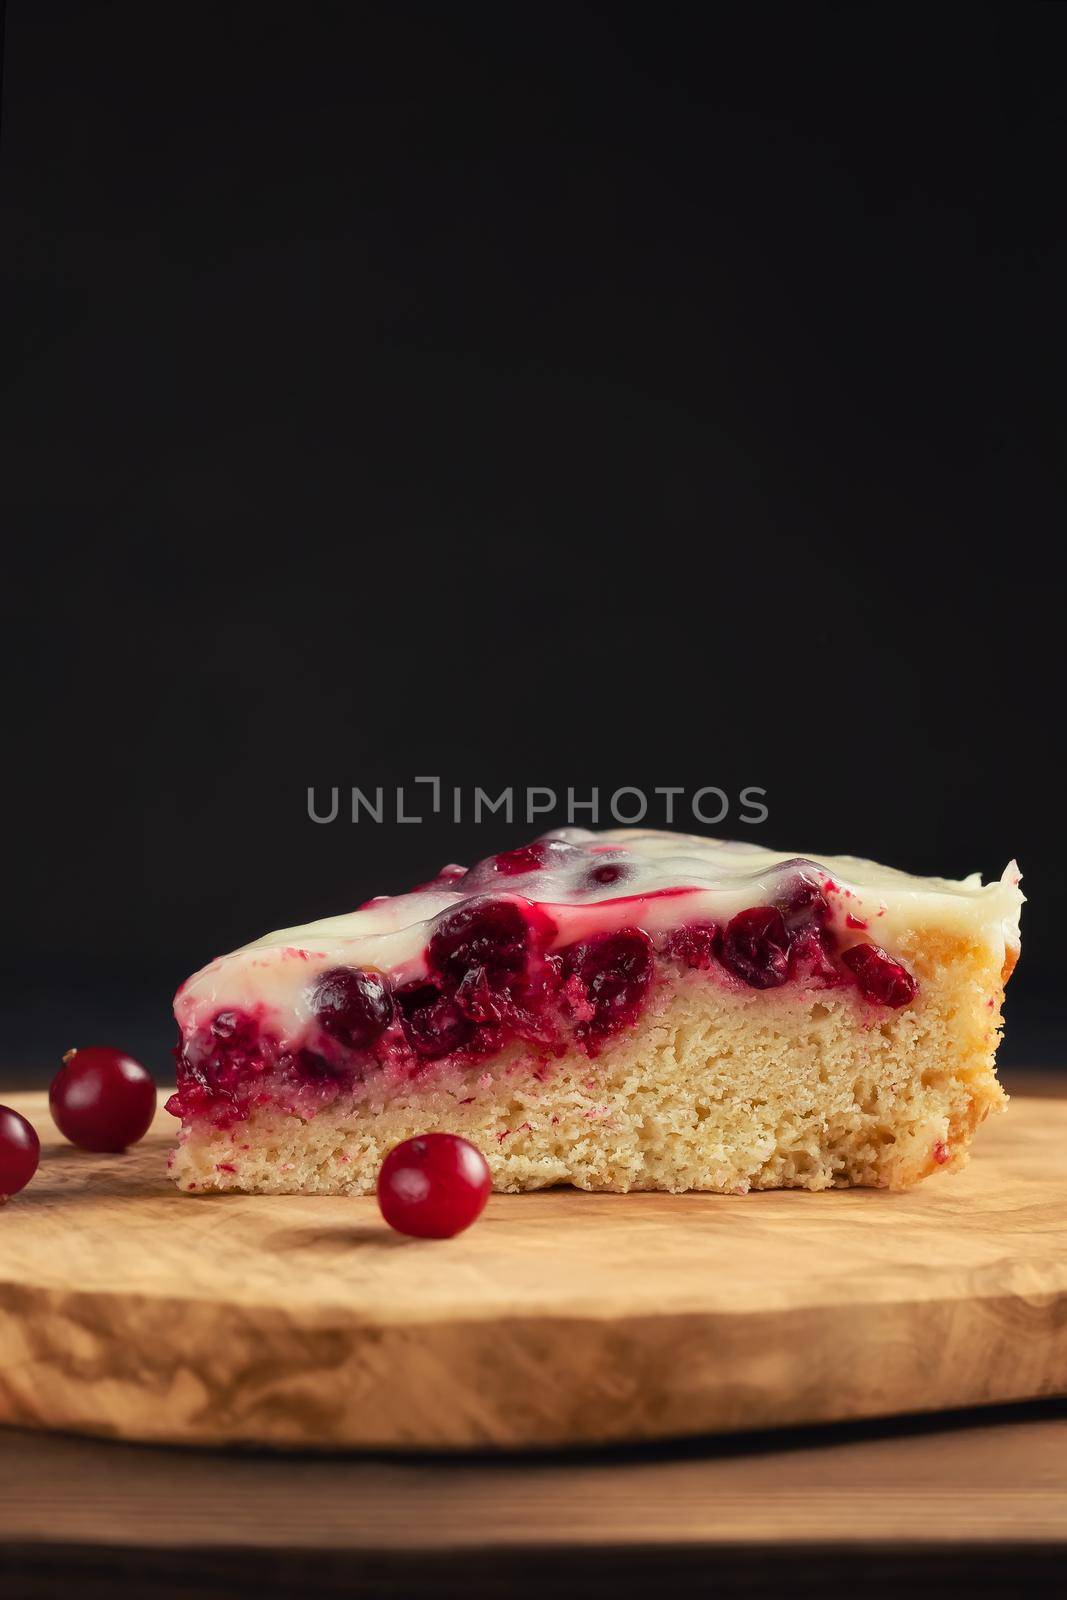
[{"x1": 169, "y1": 926, "x2": 1008, "y2": 1195}]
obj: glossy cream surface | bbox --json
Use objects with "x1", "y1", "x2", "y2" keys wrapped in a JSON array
[{"x1": 175, "y1": 828, "x2": 1023, "y2": 1044}]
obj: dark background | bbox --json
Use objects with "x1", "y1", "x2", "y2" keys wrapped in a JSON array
[{"x1": 2, "y1": 2, "x2": 1063, "y2": 1087}]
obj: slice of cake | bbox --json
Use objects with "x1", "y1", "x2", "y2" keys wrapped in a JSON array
[{"x1": 167, "y1": 830, "x2": 1023, "y2": 1195}]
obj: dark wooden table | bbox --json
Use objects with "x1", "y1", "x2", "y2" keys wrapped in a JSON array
[
  {"x1": 2, "y1": 1071, "x2": 1064, "y2": 1597},
  {"x1": 2, "y1": 1402, "x2": 1066, "y2": 1596}
]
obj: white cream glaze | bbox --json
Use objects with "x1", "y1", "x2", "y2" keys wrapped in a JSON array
[{"x1": 175, "y1": 829, "x2": 1023, "y2": 1043}]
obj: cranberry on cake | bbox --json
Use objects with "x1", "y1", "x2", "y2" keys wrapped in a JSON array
[{"x1": 167, "y1": 830, "x2": 1023, "y2": 1195}]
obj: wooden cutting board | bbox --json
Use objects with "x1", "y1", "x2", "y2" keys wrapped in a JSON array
[{"x1": 1, "y1": 1089, "x2": 1065, "y2": 1451}]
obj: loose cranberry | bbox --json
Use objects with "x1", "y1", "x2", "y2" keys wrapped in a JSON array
[
  {"x1": 564, "y1": 927, "x2": 654, "y2": 1036},
  {"x1": 663, "y1": 921, "x2": 719, "y2": 970},
  {"x1": 841, "y1": 944, "x2": 917, "y2": 1007},
  {"x1": 428, "y1": 899, "x2": 552, "y2": 991},
  {"x1": 720, "y1": 907, "x2": 791, "y2": 988},
  {"x1": 377, "y1": 1132, "x2": 491, "y2": 1238},
  {"x1": 395, "y1": 982, "x2": 474, "y2": 1058},
  {"x1": 0, "y1": 1106, "x2": 40, "y2": 1200},
  {"x1": 49, "y1": 1047, "x2": 157, "y2": 1152},
  {"x1": 490, "y1": 842, "x2": 548, "y2": 876},
  {"x1": 310, "y1": 966, "x2": 393, "y2": 1048},
  {"x1": 588, "y1": 862, "x2": 626, "y2": 888}
]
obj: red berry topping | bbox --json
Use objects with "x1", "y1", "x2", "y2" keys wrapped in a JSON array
[
  {"x1": 720, "y1": 906, "x2": 791, "y2": 988},
  {"x1": 395, "y1": 982, "x2": 474, "y2": 1058},
  {"x1": 663, "y1": 921, "x2": 720, "y2": 970},
  {"x1": 841, "y1": 944, "x2": 918, "y2": 1007},
  {"x1": 428, "y1": 899, "x2": 552, "y2": 991},
  {"x1": 777, "y1": 878, "x2": 831, "y2": 935},
  {"x1": 453, "y1": 964, "x2": 508, "y2": 1024},
  {"x1": 589, "y1": 862, "x2": 627, "y2": 888},
  {"x1": 377, "y1": 1132, "x2": 491, "y2": 1238},
  {"x1": 564, "y1": 927, "x2": 655, "y2": 1037},
  {"x1": 490, "y1": 842, "x2": 549, "y2": 875},
  {"x1": 771, "y1": 879, "x2": 841, "y2": 985},
  {"x1": 49, "y1": 1047, "x2": 157, "y2": 1153},
  {"x1": 210, "y1": 1009, "x2": 247, "y2": 1041},
  {"x1": 311, "y1": 966, "x2": 393, "y2": 1048},
  {"x1": 462, "y1": 838, "x2": 582, "y2": 893},
  {"x1": 0, "y1": 1105, "x2": 40, "y2": 1200}
]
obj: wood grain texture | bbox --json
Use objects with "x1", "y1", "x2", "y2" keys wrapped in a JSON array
[{"x1": 1, "y1": 1089, "x2": 1066, "y2": 1451}]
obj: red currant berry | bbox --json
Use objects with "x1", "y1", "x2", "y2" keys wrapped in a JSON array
[
  {"x1": 0, "y1": 1106, "x2": 40, "y2": 1201},
  {"x1": 377, "y1": 1133, "x2": 491, "y2": 1239},
  {"x1": 50, "y1": 1047, "x2": 157, "y2": 1153}
]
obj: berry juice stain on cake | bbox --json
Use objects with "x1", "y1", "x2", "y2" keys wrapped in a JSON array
[{"x1": 167, "y1": 829, "x2": 1023, "y2": 1198}]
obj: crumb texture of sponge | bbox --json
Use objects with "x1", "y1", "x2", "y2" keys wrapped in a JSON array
[{"x1": 170, "y1": 927, "x2": 1009, "y2": 1197}]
